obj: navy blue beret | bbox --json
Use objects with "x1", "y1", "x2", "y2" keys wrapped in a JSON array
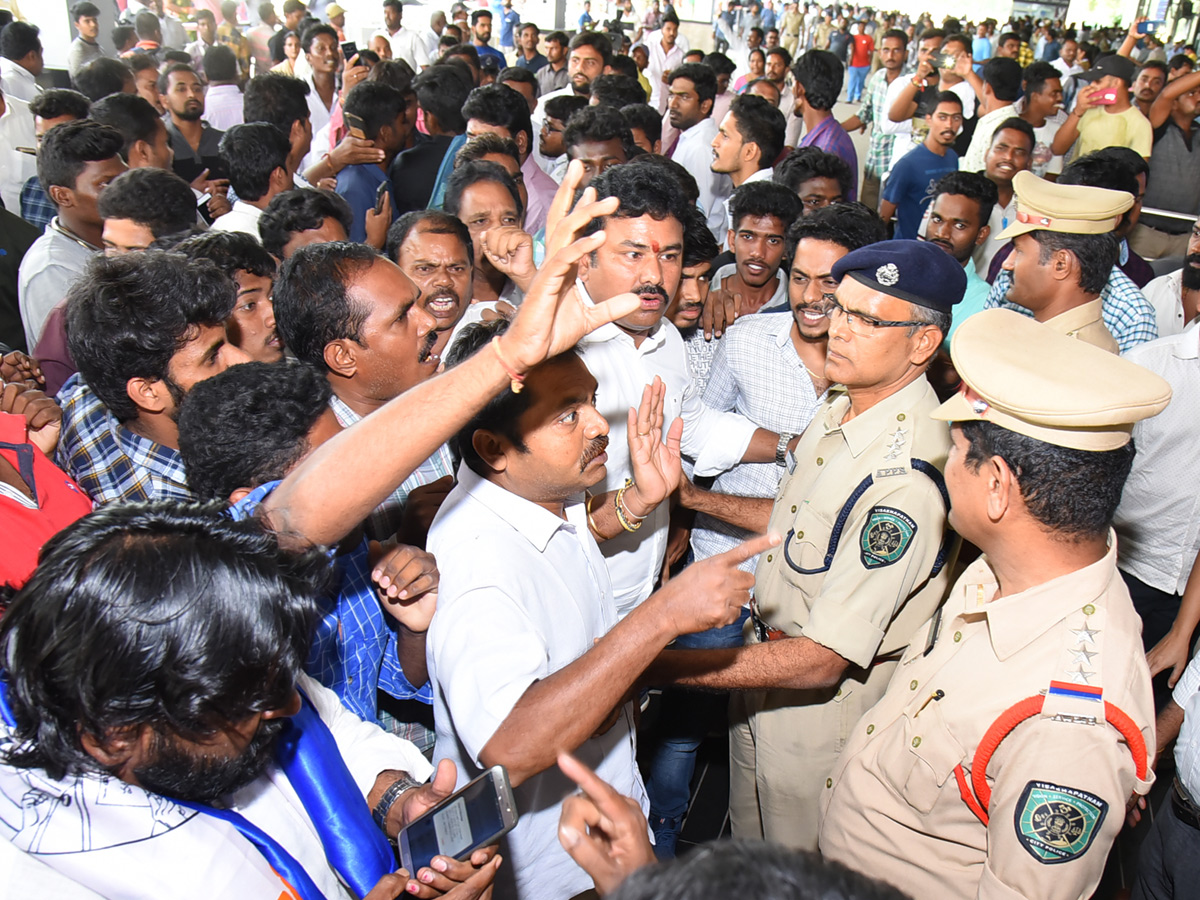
[{"x1": 831, "y1": 239, "x2": 967, "y2": 313}]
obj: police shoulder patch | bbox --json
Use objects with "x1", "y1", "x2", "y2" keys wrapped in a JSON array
[
  {"x1": 1015, "y1": 781, "x2": 1108, "y2": 865},
  {"x1": 859, "y1": 506, "x2": 916, "y2": 569}
]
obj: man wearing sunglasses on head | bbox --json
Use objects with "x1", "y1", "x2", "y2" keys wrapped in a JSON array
[{"x1": 653, "y1": 239, "x2": 965, "y2": 851}]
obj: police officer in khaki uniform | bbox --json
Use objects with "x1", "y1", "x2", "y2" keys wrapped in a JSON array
[
  {"x1": 649, "y1": 240, "x2": 966, "y2": 849},
  {"x1": 996, "y1": 170, "x2": 1134, "y2": 354},
  {"x1": 820, "y1": 308, "x2": 1171, "y2": 900}
]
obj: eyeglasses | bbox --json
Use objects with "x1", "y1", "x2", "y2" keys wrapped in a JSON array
[{"x1": 827, "y1": 298, "x2": 928, "y2": 336}]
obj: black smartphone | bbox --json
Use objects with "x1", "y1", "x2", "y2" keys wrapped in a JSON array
[
  {"x1": 398, "y1": 766, "x2": 518, "y2": 876},
  {"x1": 345, "y1": 110, "x2": 367, "y2": 139},
  {"x1": 374, "y1": 181, "x2": 389, "y2": 215},
  {"x1": 341, "y1": 40, "x2": 358, "y2": 60}
]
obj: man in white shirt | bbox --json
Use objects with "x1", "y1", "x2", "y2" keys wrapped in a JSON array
[
  {"x1": 429, "y1": 316, "x2": 775, "y2": 900},
  {"x1": 1049, "y1": 37, "x2": 1082, "y2": 83},
  {"x1": 1141, "y1": 217, "x2": 1200, "y2": 337},
  {"x1": 668, "y1": 62, "x2": 732, "y2": 240},
  {"x1": 0, "y1": 21, "x2": 44, "y2": 103},
  {"x1": 643, "y1": 10, "x2": 688, "y2": 113},
  {"x1": 377, "y1": 0, "x2": 430, "y2": 71},
  {"x1": 212, "y1": 123, "x2": 294, "y2": 238},
  {"x1": 0, "y1": 81, "x2": 37, "y2": 214}
]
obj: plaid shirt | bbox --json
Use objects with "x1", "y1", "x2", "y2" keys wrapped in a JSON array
[
  {"x1": 20, "y1": 176, "x2": 55, "y2": 230},
  {"x1": 55, "y1": 373, "x2": 193, "y2": 506},
  {"x1": 857, "y1": 67, "x2": 902, "y2": 179},
  {"x1": 986, "y1": 264, "x2": 1159, "y2": 352},
  {"x1": 230, "y1": 481, "x2": 432, "y2": 733},
  {"x1": 329, "y1": 394, "x2": 456, "y2": 542}
]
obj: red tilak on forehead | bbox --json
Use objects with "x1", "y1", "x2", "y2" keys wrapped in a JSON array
[{"x1": 651, "y1": 241, "x2": 660, "y2": 253}]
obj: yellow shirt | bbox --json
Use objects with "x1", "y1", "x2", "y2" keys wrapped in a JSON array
[{"x1": 1075, "y1": 105, "x2": 1153, "y2": 159}]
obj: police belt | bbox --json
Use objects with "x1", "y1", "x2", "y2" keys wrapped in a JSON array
[{"x1": 1172, "y1": 776, "x2": 1200, "y2": 830}]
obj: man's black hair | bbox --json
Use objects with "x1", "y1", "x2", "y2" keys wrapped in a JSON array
[
  {"x1": 1029, "y1": 229, "x2": 1119, "y2": 294},
  {"x1": 1021, "y1": 61, "x2": 1060, "y2": 96},
  {"x1": 1168, "y1": 53, "x2": 1193, "y2": 73},
  {"x1": 66, "y1": 251, "x2": 237, "y2": 421},
  {"x1": 1058, "y1": 148, "x2": 1143, "y2": 239},
  {"x1": 519, "y1": 21, "x2": 539, "y2": 35},
  {"x1": 444, "y1": 159, "x2": 523, "y2": 220},
  {"x1": 943, "y1": 31, "x2": 972, "y2": 55},
  {"x1": 682, "y1": 204, "x2": 719, "y2": 268},
  {"x1": 1137, "y1": 59, "x2": 1168, "y2": 79},
  {"x1": 703, "y1": 51, "x2": 736, "y2": 76},
  {"x1": 728, "y1": 180, "x2": 802, "y2": 233},
  {"x1": 774, "y1": 146, "x2": 852, "y2": 198},
  {"x1": 456, "y1": 132, "x2": 520, "y2": 170},
  {"x1": 784, "y1": 200, "x2": 887, "y2": 260},
  {"x1": 273, "y1": 241, "x2": 380, "y2": 369},
  {"x1": 134, "y1": 10, "x2": 160, "y2": 39},
  {"x1": 997, "y1": 31, "x2": 1019, "y2": 47},
  {"x1": 546, "y1": 29, "x2": 569, "y2": 46},
  {"x1": 498, "y1": 64, "x2": 538, "y2": 95},
  {"x1": 193, "y1": 7, "x2": 216, "y2": 23},
  {"x1": 28, "y1": 88, "x2": 91, "y2": 122},
  {"x1": 582, "y1": 161, "x2": 691, "y2": 237},
  {"x1": 619, "y1": 102, "x2": 662, "y2": 144},
  {"x1": 463, "y1": 83, "x2": 533, "y2": 151},
  {"x1": 71, "y1": 1, "x2": 100, "y2": 21},
  {"x1": 367, "y1": 58, "x2": 416, "y2": 94},
  {"x1": 414, "y1": 64, "x2": 471, "y2": 133},
  {"x1": 98, "y1": 168, "x2": 197, "y2": 239},
  {"x1": 546, "y1": 93, "x2": 589, "y2": 124},
  {"x1": 301, "y1": 22, "x2": 337, "y2": 51},
  {"x1": 174, "y1": 229, "x2": 278, "y2": 281},
  {"x1": 110, "y1": 24, "x2": 137, "y2": 51},
  {"x1": 203, "y1": 44, "x2": 240, "y2": 83},
  {"x1": 563, "y1": 105, "x2": 636, "y2": 158},
  {"x1": 1084, "y1": 144, "x2": 1149, "y2": 183},
  {"x1": 157, "y1": 62, "x2": 199, "y2": 95},
  {"x1": 89, "y1": 94, "x2": 163, "y2": 162},
  {"x1": 931, "y1": 88, "x2": 964, "y2": 112},
  {"x1": 569, "y1": 30, "x2": 612, "y2": 65},
  {"x1": 470, "y1": 7, "x2": 491, "y2": 23},
  {"x1": 0, "y1": 502, "x2": 327, "y2": 780},
  {"x1": 179, "y1": 360, "x2": 331, "y2": 500},
  {"x1": 441, "y1": 42, "x2": 480, "y2": 68},
  {"x1": 622, "y1": 153, "x2": 699, "y2": 204},
  {"x1": 960, "y1": 421, "x2": 1134, "y2": 541},
  {"x1": 989, "y1": 115, "x2": 1035, "y2": 153},
  {"x1": 609, "y1": 840, "x2": 910, "y2": 900},
  {"x1": 0, "y1": 20, "x2": 40, "y2": 60},
  {"x1": 386, "y1": 209, "x2": 474, "y2": 267},
  {"x1": 589, "y1": 73, "x2": 646, "y2": 108},
  {"x1": 881, "y1": 27, "x2": 908, "y2": 45},
  {"x1": 931, "y1": 170, "x2": 998, "y2": 229},
  {"x1": 605, "y1": 54, "x2": 638, "y2": 80},
  {"x1": 981, "y1": 56, "x2": 1022, "y2": 102},
  {"x1": 258, "y1": 188, "x2": 353, "y2": 258},
  {"x1": 243, "y1": 72, "x2": 312, "y2": 136},
  {"x1": 37, "y1": 119, "x2": 124, "y2": 194},
  {"x1": 382, "y1": 0, "x2": 402, "y2": 12},
  {"x1": 765, "y1": 45, "x2": 793, "y2": 68},
  {"x1": 661, "y1": 8, "x2": 679, "y2": 26},
  {"x1": 343, "y1": 81, "x2": 407, "y2": 140},
  {"x1": 162, "y1": 49, "x2": 193, "y2": 66},
  {"x1": 72, "y1": 56, "x2": 133, "y2": 101},
  {"x1": 729, "y1": 93, "x2": 786, "y2": 170},
  {"x1": 129, "y1": 51, "x2": 160, "y2": 77},
  {"x1": 218, "y1": 122, "x2": 291, "y2": 202},
  {"x1": 790, "y1": 48, "x2": 842, "y2": 111},
  {"x1": 920, "y1": 27, "x2": 947, "y2": 43},
  {"x1": 667, "y1": 62, "x2": 717, "y2": 106}
]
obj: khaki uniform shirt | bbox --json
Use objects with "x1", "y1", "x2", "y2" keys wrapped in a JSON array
[
  {"x1": 1046, "y1": 300, "x2": 1120, "y2": 354},
  {"x1": 820, "y1": 538, "x2": 1155, "y2": 900},
  {"x1": 754, "y1": 376, "x2": 953, "y2": 668}
]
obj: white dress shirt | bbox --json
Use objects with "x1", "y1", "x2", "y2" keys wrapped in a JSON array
[
  {"x1": 644, "y1": 31, "x2": 688, "y2": 113},
  {"x1": 212, "y1": 200, "x2": 264, "y2": 238},
  {"x1": 1143, "y1": 268, "x2": 1190, "y2": 339},
  {"x1": 530, "y1": 84, "x2": 576, "y2": 178},
  {"x1": 670, "y1": 116, "x2": 732, "y2": 241},
  {"x1": 427, "y1": 465, "x2": 647, "y2": 900},
  {"x1": 0, "y1": 58, "x2": 40, "y2": 102},
  {"x1": 576, "y1": 281, "x2": 756, "y2": 615},
  {"x1": 1172, "y1": 653, "x2": 1200, "y2": 797},
  {"x1": 1114, "y1": 322, "x2": 1200, "y2": 595},
  {"x1": 202, "y1": 83, "x2": 245, "y2": 132},
  {"x1": 377, "y1": 26, "x2": 430, "y2": 71},
  {"x1": 0, "y1": 673, "x2": 432, "y2": 900},
  {"x1": 0, "y1": 92, "x2": 37, "y2": 214}
]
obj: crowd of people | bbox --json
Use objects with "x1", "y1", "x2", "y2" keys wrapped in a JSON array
[{"x1": 1, "y1": 1, "x2": 1199, "y2": 898}]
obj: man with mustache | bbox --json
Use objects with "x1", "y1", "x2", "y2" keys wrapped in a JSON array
[
  {"x1": 650, "y1": 202, "x2": 884, "y2": 857},
  {"x1": 880, "y1": 91, "x2": 962, "y2": 240},
  {"x1": 160, "y1": 63, "x2": 225, "y2": 188},
  {"x1": 923, "y1": 171, "x2": 997, "y2": 340},
  {"x1": 388, "y1": 210, "x2": 474, "y2": 362},
  {"x1": 1142, "y1": 214, "x2": 1200, "y2": 337},
  {"x1": 972, "y1": 117, "x2": 1034, "y2": 278},
  {"x1": 530, "y1": 31, "x2": 612, "y2": 178},
  {"x1": 428, "y1": 316, "x2": 776, "y2": 899}
]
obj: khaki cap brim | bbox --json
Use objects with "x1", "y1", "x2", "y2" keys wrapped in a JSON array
[{"x1": 996, "y1": 171, "x2": 1133, "y2": 241}]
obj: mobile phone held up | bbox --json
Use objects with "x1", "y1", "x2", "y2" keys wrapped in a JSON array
[
  {"x1": 1093, "y1": 87, "x2": 1120, "y2": 105},
  {"x1": 398, "y1": 766, "x2": 518, "y2": 877},
  {"x1": 932, "y1": 51, "x2": 957, "y2": 71},
  {"x1": 341, "y1": 40, "x2": 358, "y2": 60},
  {"x1": 345, "y1": 111, "x2": 367, "y2": 140},
  {"x1": 374, "y1": 181, "x2": 390, "y2": 215},
  {"x1": 1137, "y1": 21, "x2": 1161, "y2": 34}
]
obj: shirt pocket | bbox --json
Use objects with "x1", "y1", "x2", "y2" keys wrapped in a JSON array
[
  {"x1": 877, "y1": 702, "x2": 966, "y2": 815},
  {"x1": 778, "y1": 505, "x2": 835, "y2": 598}
]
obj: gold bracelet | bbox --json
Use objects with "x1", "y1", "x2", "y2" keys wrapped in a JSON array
[
  {"x1": 618, "y1": 479, "x2": 647, "y2": 522},
  {"x1": 614, "y1": 479, "x2": 645, "y2": 532},
  {"x1": 585, "y1": 491, "x2": 602, "y2": 536}
]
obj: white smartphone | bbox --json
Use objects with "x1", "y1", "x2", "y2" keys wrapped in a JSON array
[{"x1": 398, "y1": 766, "x2": 518, "y2": 876}]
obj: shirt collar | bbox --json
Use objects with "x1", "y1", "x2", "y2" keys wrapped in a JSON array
[
  {"x1": 576, "y1": 278, "x2": 669, "y2": 350},
  {"x1": 960, "y1": 533, "x2": 1120, "y2": 660},
  {"x1": 825, "y1": 376, "x2": 931, "y2": 458},
  {"x1": 457, "y1": 463, "x2": 578, "y2": 553},
  {"x1": 1045, "y1": 298, "x2": 1104, "y2": 334}
]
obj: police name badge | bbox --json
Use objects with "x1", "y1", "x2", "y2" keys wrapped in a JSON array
[
  {"x1": 859, "y1": 506, "x2": 916, "y2": 569},
  {"x1": 1015, "y1": 781, "x2": 1108, "y2": 864}
]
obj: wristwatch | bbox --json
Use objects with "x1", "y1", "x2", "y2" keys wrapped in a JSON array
[
  {"x1": 776, "y1": 432, "x2": 796, "y2": 467},
  {"x1": 372, "y1": 773, "x2": 424, "y2": 834}
]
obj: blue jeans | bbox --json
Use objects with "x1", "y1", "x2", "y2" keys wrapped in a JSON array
[
  {"x1": 848, "y1": 65, "x2": 869, "y2": 102},
  {"x1": 643, "y1": 606, "x2": 750, "y2": 859}
]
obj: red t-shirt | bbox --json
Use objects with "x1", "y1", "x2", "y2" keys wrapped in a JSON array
[
  {"x1": 850, "y1": 34, "x2": 875, "y2": 68},
  {"x1": 0, "y1": 411, "x2": 93, "y2": 590}
]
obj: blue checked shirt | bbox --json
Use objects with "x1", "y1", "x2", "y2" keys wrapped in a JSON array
[
  {"x1": 857, "y1": 68, "x2": 902, "y2": 180},
  {"x1": 329, "y1": 394, "x2": 456, "y2": 542},
  {"x1": 20, "y1": 176, "x2": 55, "y2": 230},
  {"x1": 229, "y1": 480, "x2": 432, "y2": 726},
  {"x1": 55, "y1": 373, "x2": 193, "y2": 506},
  {"x1": 985, "y1": 265, "x2": 1159, "y2": 352}
]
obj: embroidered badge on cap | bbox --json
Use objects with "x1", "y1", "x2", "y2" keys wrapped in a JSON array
[
  {"x1": 876, "y1": 263, "x2": 900, "y2": 286},
  {"x1": 860, "y1": 506, "x2": 916, "y2": 568},
  {"x1": 1015, "y1": 781, "x2": 1108, "y2": 864}
]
